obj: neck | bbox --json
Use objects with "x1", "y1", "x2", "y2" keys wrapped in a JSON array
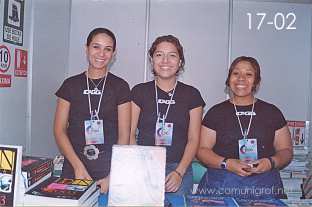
[
  {"x1": 155, "y1": 77, "x2": 177, "y2": 92},
  {"x1": 231, "y1": 95, "x2": 254, "y2": 106},
  {"x1": 87, "y1": 67, "x2": 107, "y2": 79}
]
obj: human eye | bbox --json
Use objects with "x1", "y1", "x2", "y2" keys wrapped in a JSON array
[
  {"x1": 169, "y1": 53, "x2": 178, "y2": 58},
  {"x1": 154, "y1": 52, "x2": 163, "y2": 57},
  {"x1": 92, "y1": 44, "x2": 100, "y2": 49},
  {"x1": 104, "y1": 47, "x2": 113, "y2": 52}
]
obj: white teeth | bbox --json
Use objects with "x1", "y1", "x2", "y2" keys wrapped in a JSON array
[{"x1": 95, "y1": 58, "x2": 105, "y2": 62}]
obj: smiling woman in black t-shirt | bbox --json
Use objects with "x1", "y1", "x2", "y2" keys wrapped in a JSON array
[
  {"x1": 196, "y1": 56, "x2": 293, "y2": 199},
  {"x1": 130, "y1": 35, "x2": 205, "y2": 196},
  {"x1": 54, "y1": 28, "x2": 130, "y2": 194}
]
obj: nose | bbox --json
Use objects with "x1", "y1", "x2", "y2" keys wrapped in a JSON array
[
  {"x1": 238, "y1": 73, "x2": 246, "y2": 80},
  {"x1": 161, "y1": 54, "x2": 169, "y2": 63},
  {"x1": 98, "y1": 49, "x2": 105, "y2": 57}
]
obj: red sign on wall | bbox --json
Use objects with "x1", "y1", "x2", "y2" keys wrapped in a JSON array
[
  {"x1": 0, "y1": 45, "x2": 11, "y2": 73},
  {"x1": 14, "y1": 48, "x2": 27, "y2": 77},
  {"x1": 0, "y1": 74, "x2": 11, "y2": 87}
]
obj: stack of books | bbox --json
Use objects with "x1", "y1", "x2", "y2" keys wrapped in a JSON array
[
  {"x1": 282, "y1": 120, "x2": 310, "y2": 199},
  {"x1": 24, "y1": 176, "x2": 99, "y2": 206},
  {"x1": 21, "y1": 155, "x2": 54, "y2": 190}
]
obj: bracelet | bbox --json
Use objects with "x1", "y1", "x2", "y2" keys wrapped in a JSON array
[
  {"x1": 174, "y1": 170, "x2": 183, "y2": 178},
  {"x1": 267, "y1": 157, "x2": 275, "y2": 171}
]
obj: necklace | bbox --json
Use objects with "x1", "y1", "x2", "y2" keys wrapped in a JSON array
[
  {"x1": 233, "y1": 98, "x2": 255, "y2": 139},
  {"x1": 89, "y1": 77, "x2": 104, "y2": 90}
]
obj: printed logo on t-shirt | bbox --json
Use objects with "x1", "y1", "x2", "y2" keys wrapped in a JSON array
[
  {"x1": 157, "y1": 99, "x2": 175, "y2": 105},
  {"x1": 236, "y1": 111, "x2": 256, "y2": 116},
  {"x1": 83, "y1": 89, "x2": 101, "y2": 95}
]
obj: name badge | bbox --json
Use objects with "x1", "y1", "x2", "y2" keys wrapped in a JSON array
[
  {"x1": 155, "y1": 122, "x2": 174, "y2": 146},
  {"x1": 238, "y1": 138, "x2": 258, "y2": 163},
  {"x1": 84, "y1": 119, "x2": 104, "y2": 145}
]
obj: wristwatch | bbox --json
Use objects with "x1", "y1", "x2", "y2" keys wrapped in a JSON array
[
  {"x1": 268, "y1": 157, "x2": 275, "y2": 170},
  {"x1": 220, "y1": 158, "x2": 228, "y2": 169}
]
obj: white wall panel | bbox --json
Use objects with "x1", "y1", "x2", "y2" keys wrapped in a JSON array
[
  {"x1": 68, "y1": 0, "x2": 147, "y2": 88},
  {"x1": 232, "y1": 1, "x2": 312, "y2": 120},
  {"x1": 149, "y1": 0, "x2": 230, "y2": 110}
]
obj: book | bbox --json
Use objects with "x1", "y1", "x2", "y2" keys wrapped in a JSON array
[
  {"x1": 24, "y1": 176, "x2": 96, "y2": 206},
  {"x1": 235, "y1": 198, "x2": 287, "y2": 206},
  {"x1": 22, "y1": 155, "x2": 53, "y2": 178},
  {"x1": 287, "y1": 120, "x2": 309, "y2": 147},
  {"x1": 23, "y1": 170, "x2": 52, "y2": 189},
  {"x1": 108, "y1": 145, "x2": 166, "y2": 206},
  {"x1": 186, "y1": 195, "x2": 238, "y2": 207},
  {"x1": 0, "y1": 144, "x2": 23, "y2": 207}
]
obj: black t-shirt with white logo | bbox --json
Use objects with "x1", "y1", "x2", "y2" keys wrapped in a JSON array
[
  {"x1": 131, "y1": 80, "x2": 205, "y2": 163},
  {"x1": 202, "y1": 99, "x2": 287, "y2": 159},
  {"x1": 55, "y1": 72, "x2": 130, "y2": 179}
]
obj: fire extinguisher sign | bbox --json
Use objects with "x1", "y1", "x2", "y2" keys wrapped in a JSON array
[{"x1": 0, "y1": 45, "x2": 11, "y2": 73}]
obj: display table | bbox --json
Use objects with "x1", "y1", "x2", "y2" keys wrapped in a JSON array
[{"x1": 98, "y1": 193, "x2": 185, "y2": 207}]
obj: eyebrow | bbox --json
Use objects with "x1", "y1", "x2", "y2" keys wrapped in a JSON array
[{"x1": 91, "y1": 43, "x2": 113, "y2": 48}]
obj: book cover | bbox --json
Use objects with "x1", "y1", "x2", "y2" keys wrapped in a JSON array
[
  {"x1": 287, "y1": 120, "x2": 310, "y2": 147},
  {"x1": 108, "y1": 145, "x2": 166, "y2": 207},
  {"x1": 24, "y1": 176, "x2": 96, "y2": 206},
  {"x1": 235, "y1": 198, "x2": 287, "y2": 206},
  {"x1": 23, "y1": 170, "x2": 52, "y2": 189},
  {"x1": 186, "y1": 195, "x2": 238, "y2": 207},
  {"x1": 22, "y1": 155, "x2": 53, "y2": 178},
  {"x1": 0, "y1": 145, "x2": 22, "y2": 207}
]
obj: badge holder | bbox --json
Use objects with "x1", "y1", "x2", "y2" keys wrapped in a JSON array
[
  {"x1": 238, "y1": 136, "x2": 258, "y2": 163},
  {"x1": 155, "y1": 115, "x2": 173, "y2": 146}
]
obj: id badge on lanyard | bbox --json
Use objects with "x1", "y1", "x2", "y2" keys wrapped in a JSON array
[
  {"x1": 238, "y1": 138, "x2": 258, "y2": 163},
  {"x1": 84, "y1": 71, "x2": 108, "y2": 145},
  {"x1": 155, "y1": 116, "x2": 174, "y2": 146},
  {"x1": 84, "y1": 119, "x2": 104, "y2": 145}
]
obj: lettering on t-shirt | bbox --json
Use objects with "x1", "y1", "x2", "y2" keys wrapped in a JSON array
[
  {"x1": 83, "y1": 89, "x2": 101, "y2": 95},
  {"x1": 236, "y1": 111, "x2": 256, "y2": 116},
  {"x1": 157, "y1": 99, "x2": 175, "y2": 105}
]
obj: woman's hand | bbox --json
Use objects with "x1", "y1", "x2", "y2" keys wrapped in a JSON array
[
  {"x1": 74, "y1": 164, "x2": 92, "y2": 180},
  {"x1": 165, "y1": 171, "x2": 183, "y2": 192},
  {"x1": 226, "y1": 159, "x2": 253, "y2": 177},
  {"x1": 97, "y1": 176, "x2": 110, "y2": 193},
  {"x1": 249, "y1": 158, "x2": 272, "y2": 174}
]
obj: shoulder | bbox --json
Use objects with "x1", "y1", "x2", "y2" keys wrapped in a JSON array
[
  {"x1": 64, "y1": 72, "x2": 85, "y2": 82},
  {"x1": 256, "y1": 99, "x2": 282, "y2": 112},
  {"x1": 60, "y1": 72, "x2": 85, "y2": 88},
  {"x1": 209, "y1": 100, "x2": 231, "y2": 112},
  {"x1": 177, "y1": 81, "x2": 200, "y2": 93},
  {"x1": 131, "y1": 80, "x2": 154, "y2": 92}
]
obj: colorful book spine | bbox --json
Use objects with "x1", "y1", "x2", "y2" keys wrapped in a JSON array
[
  {"x1": 23, "y1": 168, "x2": 52, "y2": 188},
  {"x1": 22, "y1": 156, "x2": 53, "y2": 178}
]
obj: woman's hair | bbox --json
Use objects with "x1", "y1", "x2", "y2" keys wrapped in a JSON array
[
  {"x1": 148, "y1": 35, "x2": 185, "y2": 75},
  {"x1": 225, "y1": 56, "x2": 261, "y2": 92},
  {"x1": 86, "y1": 27, "x2": 116, "y2": 51}
]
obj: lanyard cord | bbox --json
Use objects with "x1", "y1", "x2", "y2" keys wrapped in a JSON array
[
  {"x1": 233, "y1": 98, "x2": 255, "y2": 139},
  {"x1": 86, "y1": 71, "x2": 108, "y2": 119},
  {"x1": 155, "y1": 80, "x2": 177, "y2": 122}
]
